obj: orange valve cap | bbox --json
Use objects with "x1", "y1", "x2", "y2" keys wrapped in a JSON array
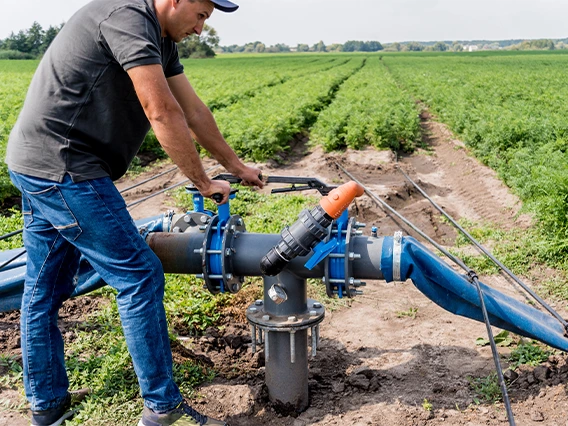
[{"x1": 319, "y1": 181, "x2": 365, "y2": 219}]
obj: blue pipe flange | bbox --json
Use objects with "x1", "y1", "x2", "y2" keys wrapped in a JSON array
[
  {"x1": 221, "y1": 215, "x2": 246, "y2": 293},
  {"x1": 198, "y1": 212, "x2": 246, "y2": 295},
  {"x1": 323, "y1": 212, "x2": 364, "y2": 298},
  {"x1": 200, "y1": 215, "x2": 223, "y2": 294}
]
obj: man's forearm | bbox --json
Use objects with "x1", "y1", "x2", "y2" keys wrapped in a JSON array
[
  {"x1": 150, "y1": 106, "x2": 212, "y2": 190},
  {"x1": 187, "y1": 103, "x2": 245, "y2": 176}
]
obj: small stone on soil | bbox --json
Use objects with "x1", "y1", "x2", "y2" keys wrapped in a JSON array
[{"x1": 530, "y1": 410, "x2": 545, "y2": 422}]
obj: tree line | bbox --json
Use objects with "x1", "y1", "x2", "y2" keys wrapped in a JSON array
[
  {"x1": 0, "y1": 22, "x2": 563, "y2": 60},
  {"x1": 0, "y1": 22, "x2": 62, "y2": 59},
  {"x1": 220, "y1": 40, "x2": 384, "y2": 54},
  {"x1": 0, "y1": 22, "x2": 221, "y2": 60}
]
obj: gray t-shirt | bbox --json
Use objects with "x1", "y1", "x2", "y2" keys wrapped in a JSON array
[{"x1": 6, "y1": 0, "x2": 184, "y2": 182}]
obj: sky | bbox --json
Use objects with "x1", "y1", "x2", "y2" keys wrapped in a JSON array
[{"x1": 0, "y1": 0, "x2": 567, "y2": 47}]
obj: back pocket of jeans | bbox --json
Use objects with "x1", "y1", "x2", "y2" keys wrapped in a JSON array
[{"x1": 24, "y1": 186, "x2": 82, "y2": 241}]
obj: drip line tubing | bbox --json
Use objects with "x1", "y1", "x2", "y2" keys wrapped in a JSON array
[
  {"x1": 0, "y1": 249, "x2": 26, "y2": 273},
  {"x1": 119, "y1": 166, "x2": 178, "y2": 195},
  {"x1": 126, "y1": 164, "x2": 221, "y2": 209},
  {"x1": 334, "y1": 162, "x2": 467, "y2": 269},
  {"x1": 0, "y1": 228, "x2": 22, "y2": 242}
]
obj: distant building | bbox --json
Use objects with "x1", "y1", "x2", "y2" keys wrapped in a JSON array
[{"x1": 464, "y1": 45, "x2": 479, "y2": 52}]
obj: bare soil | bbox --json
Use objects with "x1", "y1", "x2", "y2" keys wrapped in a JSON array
[{"x1": 2, "y1": 115, "x2": 568, "y2": 425}]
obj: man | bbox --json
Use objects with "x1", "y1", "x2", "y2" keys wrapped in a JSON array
[{"x1": 6, "y1": 0, "x2": 263, "y2": 425}]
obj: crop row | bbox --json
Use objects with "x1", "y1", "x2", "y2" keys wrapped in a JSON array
[
  {"x1": 310, "y1": 57, "x2": 420, "y2": 152},
  {"x1": 212, "y1": 58, "x2": 365, "y2": 161},
  {"x1": 186, "y1": 55, "x2": 345, "y2": 110},
  {"x1": 384, "y1": 53, "x2": 568, "y2": 258}
]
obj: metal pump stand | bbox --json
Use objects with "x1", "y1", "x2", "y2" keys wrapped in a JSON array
[{"x1": 246, "y1": 271, "x2": 324, "y2": 411}]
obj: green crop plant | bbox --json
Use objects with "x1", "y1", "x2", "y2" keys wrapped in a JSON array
[
  {"x1": 508, "y1": 340, "x2": 551, "y2": 370},
  {"x1": 213, "y1": 57, "x2": 365, "y2": 162}
]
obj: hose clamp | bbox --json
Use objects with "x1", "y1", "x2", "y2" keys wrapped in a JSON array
[{"x1": 393, "y1": 231, "x2": 403, "y2": 282}]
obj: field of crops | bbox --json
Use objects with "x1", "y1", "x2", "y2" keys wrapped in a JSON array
[
  {"x1": 383, "y1": 52, "x2": 568, "y2": 260},
  {"x1": 3, "y1": 51, "x2": 568, "y2": 254}
]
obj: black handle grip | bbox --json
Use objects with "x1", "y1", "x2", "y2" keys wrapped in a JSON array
[
  {"x1": 211, "y1": 193, "x2": 223, "y2": 203},
  {"x1": 213, "y1": 173, "x2": 263, "y2": 183}
]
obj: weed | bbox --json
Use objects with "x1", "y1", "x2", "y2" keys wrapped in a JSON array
[
  {"x1": 396, "y1": 307, "x2": 418, "y2": 319},
  {"x1": 422, "y1": 398, "x2": 433, "y2": 411},
  {"x1": 0, "y1": 354, "x2": 23, "y2": 388},
  {"x1": 508, "y1": 340, "x2": 551, "y2": 370},
  {"x1": 469, "y1": 373, "x2": 502, "y2": 404},
  {"x1": 475, "y1": 330, "x2": 514, "y2": 347}
]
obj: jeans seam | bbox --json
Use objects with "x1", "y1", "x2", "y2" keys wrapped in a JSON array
[{"x1": 26, "y1": 232, "x2": 61, "y2": 407}]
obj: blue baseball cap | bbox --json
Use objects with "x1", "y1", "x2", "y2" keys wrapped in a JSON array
[{"x1": 211, "y1": 0, "x2": 239, "y2": 12}]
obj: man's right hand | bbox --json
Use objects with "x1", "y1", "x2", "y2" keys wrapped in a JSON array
[{"x1": 198, "y1": 179, "x2": 231, "y2": 204}]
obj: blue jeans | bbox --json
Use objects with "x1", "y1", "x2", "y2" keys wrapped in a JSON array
[{"x1": 9, "y1": 171, "x2": 182, "y2": 412}]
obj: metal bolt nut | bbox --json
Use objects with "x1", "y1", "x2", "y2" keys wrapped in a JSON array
[
  {"x1": 310, "y1": 310, "x2": 317, "y2": 316},
  {"x1": 313, "y1": 302, "x2": 322, "y2": 309},
  {"x1": 288, "y1": 316, "x2": 297, "y2": 322},
  {"x1": 249, "y1": 307, "x2": 258, "y2": 313},
  {"x1": 348, "y1": 252, "x2": 361, "y2": 260},
  {"x1": 255, "y1": 300, "x2": 263, "y2": 306},
  {"x1": 172, "y1": 226, "x2": 181, "y2": 233},
  {"x1": 262, "y1": 315, "x2": 271, "y2": 321},
  {"x1": 225, "y1": 248, "x2": 232, "y2": 256},
  {"x1": 200, "y1": 215, "x2": 209, "y2": 224}
]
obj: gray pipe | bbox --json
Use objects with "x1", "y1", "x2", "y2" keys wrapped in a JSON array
[
  {"x1": 147, "y1": 232, "x2": 385, "y2": 280},
  {"x1": 263, "y1": 272, "x2": 309, "y2": 411}
]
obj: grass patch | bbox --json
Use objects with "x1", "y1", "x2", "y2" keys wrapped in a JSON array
[
  {"x1": 508, "y1": 340, "x2": 551, "y2": 370},
  {"x1": 396, "y1": 307, "x2": 418, "y2": 319},
  {"x1": 446, "y1": 218, "x2": 562, "y2": 278},
  {"x1": 469, "y1": 373, "x2": 502, "y2": 405}
]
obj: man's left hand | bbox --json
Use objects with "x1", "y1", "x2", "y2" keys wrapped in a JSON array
[{"x1": 237, "y1": 165, "x2": 264, "y2": 188}]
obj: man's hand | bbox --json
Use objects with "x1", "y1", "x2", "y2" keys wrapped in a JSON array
[
  {"x1": 236, "y1": 165, "x2": 264, "y2": 188},
  {"x1": 198, "y1": 179, "x2": 231, "y2": 204}
]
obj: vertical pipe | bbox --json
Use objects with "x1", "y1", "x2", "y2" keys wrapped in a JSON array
[{"x1": 263, "y1": 271, "x2": 309, "y2": 412}]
